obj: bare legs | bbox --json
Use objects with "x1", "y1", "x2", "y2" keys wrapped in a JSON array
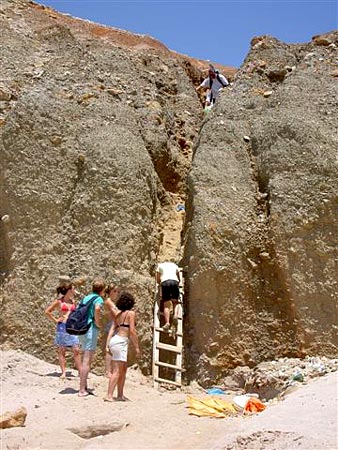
[
  {"x1": 173, "y1": 301, "x2": 180, "y2": 319},
  {"x1": 72, "y1": 346, "x2": 81, "y2": 376},
  {"x1": 163, "y1": 300, "x2": 173, "y2": 328},
  {"x1": 163, "y1": 300, "x2": 180, "y2": 331},
  {"x1": 57, "y1": 347, "x2": 66, "y2": 378},
  {"x1": 105, "y1": 361, "x2": 127, "y2": 401},
  {"x1": 117, "y1": 363, "x2": 128, "y2": 399},
  {"x1": 79, "y1": 350, "x2": 94, "y2": 396},
  {"x1": 105, "y1": 352, "x2": 112, "y2": 377},
  {"x1": 58, "y1": 346, "x2": 81, "y2": 379}
]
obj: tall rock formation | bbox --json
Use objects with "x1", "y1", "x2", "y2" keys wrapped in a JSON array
[
  {"x1": 184, "y1": 32, "x2": 338, "y2": 384},
  {"x1": 0, "y1": 0, "x2": 224, "y2": 368},
  {"x1": 0, "y1": 0, "x2": 337, "y2": 383}
]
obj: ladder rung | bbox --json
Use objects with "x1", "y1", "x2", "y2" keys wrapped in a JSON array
[
  {"x1": 154, "y1": 327, "x2": 183, "y2": 336},
  {"x1": 157, "y1": 313, "x2": 183, "y2": 318},
  {"x1": 155, "y1": 361, "x2": 183, "y2": 370},
  {"x1": 154, "y1": 377, "x2": 181, "y2": 387},
  {"x1": 156, "y1": 342, "x2": 182, "y2": 353},
  {"x1": 172, "y1": 332, "x2": 183, "y2": 337}
]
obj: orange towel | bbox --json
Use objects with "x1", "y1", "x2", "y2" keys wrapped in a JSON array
[{"x1": 244, "y1": 397, "x2": 266, "y2": 413}]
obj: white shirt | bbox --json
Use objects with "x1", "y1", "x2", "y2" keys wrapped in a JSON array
[
  {"x1": 157, "y1": 262, "x2": 179, "y2": 283},
  {"x1": 200, "y1": 73, "x2": 229, "y2": 100}
]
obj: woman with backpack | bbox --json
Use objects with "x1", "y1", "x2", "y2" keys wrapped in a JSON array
[
  {"x1": 45, "y1": 282, "x2": 81, "y2": 379},
  {"x1": 104, "y1": 291, "x2": 140, "y2": 402}
]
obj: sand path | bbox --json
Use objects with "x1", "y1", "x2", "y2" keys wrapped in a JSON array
[{"x1": 1, "y1": 350, "x2": 337, "y2": 450}]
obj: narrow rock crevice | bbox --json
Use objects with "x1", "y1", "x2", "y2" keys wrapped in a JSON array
[
  {"x1": 246, "y1": 135, "x2": 270, "y2": 218},
  {"x1": 0, "y1": 221, "x2": 11, "y2": 283},
  {"x1": 0, "y1": 161, "x2": 12, "y2": 284}
]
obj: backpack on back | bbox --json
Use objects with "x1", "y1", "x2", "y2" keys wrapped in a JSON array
[
  {"x1": 209, "y1": 73, "x2": 228, "y2": 89},
  {"x1": 65, "y1": 295, "x2": 99, "y2": 335},
  {"x1": 208, "y1": 71, "x2": 228, "y2": 104}
]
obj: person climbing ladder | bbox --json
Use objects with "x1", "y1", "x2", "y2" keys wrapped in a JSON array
[
  {"x1": 156, "y1": 261, "x2": 181, "y2": 333},
  {"x1": 153, "y1": 262, "x2": 184, "y2": 388}
]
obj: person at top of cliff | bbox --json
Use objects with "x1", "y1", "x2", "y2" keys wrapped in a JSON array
[
  {"x1": 156, "y1": 261, "x2": 181, "y2": 332},
  {"x1": 45, "y1": 282, "x2": 81, "y2": 379},
  {"x1": 196, "y1": 64, "x2": 229, "y2": 108}
]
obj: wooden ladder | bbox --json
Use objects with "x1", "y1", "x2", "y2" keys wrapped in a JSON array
[{"x1": 152, "y1": 269, "x2": 184, "y2": 389}]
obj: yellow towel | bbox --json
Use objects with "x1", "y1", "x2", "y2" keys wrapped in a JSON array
[{"x1": 186, "y1": 396, "x2": 237, "y2": 418}]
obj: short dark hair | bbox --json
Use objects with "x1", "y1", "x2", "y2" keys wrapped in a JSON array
[
  {"x1": 116, "y1": 291, "x2": 135, "y2": 311},
  {"x1": 92, "y1": 278, "x2": 106, "y2": 294}
]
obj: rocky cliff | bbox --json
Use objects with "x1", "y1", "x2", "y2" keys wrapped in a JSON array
[
  {"x1": 0, "y1": 0, "x2": 235, "y2": 371},
  {"x1": 0, "y1": 0, "x2": 337, "y2": 383},
  {"x1": 183, "y1": 32, "x2": 338, "y2": 383}
]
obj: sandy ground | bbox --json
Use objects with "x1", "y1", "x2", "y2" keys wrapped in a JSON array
[{"x1": 1, "y1": 350, "x2": 337, "y2": 450}]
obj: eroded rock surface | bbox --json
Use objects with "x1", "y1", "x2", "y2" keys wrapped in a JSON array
[
  {"x1": 0, "y1": 0, "x2": 337, "y2": 384},
  {"x1": 0, "y1": 0, "x2": 223, "y2": 368},
  {"x1": 184, "y1": 32, "x2": 338, "y2": 383}
]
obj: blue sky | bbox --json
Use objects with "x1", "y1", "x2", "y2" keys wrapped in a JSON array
[{"x1": 37, "y1": 1, "x2": 337, "y2": 68}]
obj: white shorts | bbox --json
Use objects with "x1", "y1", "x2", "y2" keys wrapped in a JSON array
[{"x1": 109, "y1": 334, "x2": 129, "y2": 362}]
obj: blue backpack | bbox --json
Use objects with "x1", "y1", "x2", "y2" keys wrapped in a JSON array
[{"x1": 65, "y1": 295, "x2": 99, "y2": 335}]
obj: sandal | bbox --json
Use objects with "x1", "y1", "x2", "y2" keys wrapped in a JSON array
[{"x1": 78, "y1": 391, "x2": 90, "y2": 397}]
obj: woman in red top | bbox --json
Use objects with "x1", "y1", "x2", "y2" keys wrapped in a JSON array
[{"x1": 45, "y1": 283, "x2": 81, "y2": 379}]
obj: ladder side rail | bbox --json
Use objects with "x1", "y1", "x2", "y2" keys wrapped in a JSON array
[
  {"x1": 153, "y1": 265, "x2": 185, "y2": 389},
  {"x1": 152, "y1": 281, "x2": 160, "y2": 388},
  {"x1": 175, "y1": 268, "x2": 184, "y2": 385}
]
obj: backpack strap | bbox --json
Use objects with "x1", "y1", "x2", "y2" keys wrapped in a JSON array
[
  {"x1": 208, "y1": 76, "x2": 214, "y2": 103},
  {"x1": 216, "y1": 74, "x2": 228, "y2": 87},
  {"x1": 80, "y1": 294, "x2": 100, "y2": 318},
  {"x1": 79, "y1": 294, "x2": 99, "y2": 305}
]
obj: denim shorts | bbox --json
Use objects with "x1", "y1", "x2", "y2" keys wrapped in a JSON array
[
  {"x1": 54, "y1": 322, "x2": 79, "y2": 348},
  {"x1": 78, "y1": 324, "x2": 99, "y2": 351}
]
